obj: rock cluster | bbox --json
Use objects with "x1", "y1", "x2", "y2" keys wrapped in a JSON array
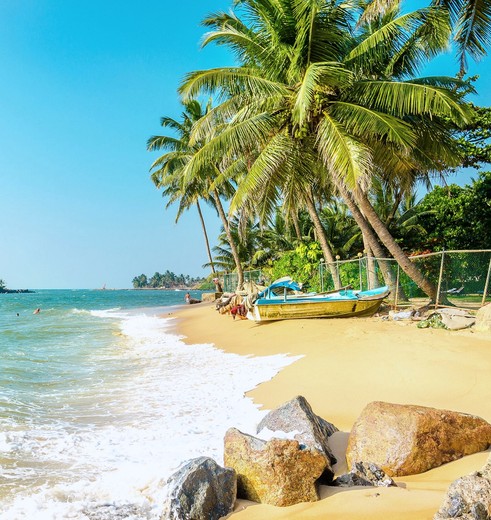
[
  {"x1": 160, "y1": 398, "x2": 491, "y2": 519},
  {"x1": 334, "y1": 461, "x2": 396, "y2": 488}
]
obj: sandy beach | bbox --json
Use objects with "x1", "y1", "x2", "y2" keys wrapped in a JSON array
[{"x1": 169, "y1": 301, "x2": 491, "y2": 520}]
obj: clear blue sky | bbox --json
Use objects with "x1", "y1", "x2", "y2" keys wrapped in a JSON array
[{"x1": 0, "y1": 1, "x2": 489, "y2": 289}]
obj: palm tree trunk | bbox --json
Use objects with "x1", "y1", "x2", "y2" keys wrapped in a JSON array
[
  {"x1": 292, "y1": 211, "x2": 302, "y2": 241},
  {"x1": 212, "y1": 189, "x2": 244, "y2": 291},
  {"x1": 355, "y1": 187, "x2": 439, "y2": 301},
  {"x1": 336, "y1": 181, "x2": 407, "y2": 300},
  {"x1": 196, "y1": 200, "x2": 223, "y2": 292},
  {"x1": 304, "y1": 190, "x2": 341, "y2": 289}
]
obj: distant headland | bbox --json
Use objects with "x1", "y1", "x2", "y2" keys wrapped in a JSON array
[
  {"x1": 0, "y1": 288, "x2": 35, "y2": 294},
  {"x1": 0, "y1": 279, "x2": 34, "y2": 294}
]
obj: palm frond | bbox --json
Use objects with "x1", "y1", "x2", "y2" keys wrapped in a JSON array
[{"x1": 316, "y1": 112, "x2": 373, "y2": 187}]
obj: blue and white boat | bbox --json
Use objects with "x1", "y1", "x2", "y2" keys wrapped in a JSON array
[{"x1": 249, "y1": 278, "x2": 390, "y2": 322}]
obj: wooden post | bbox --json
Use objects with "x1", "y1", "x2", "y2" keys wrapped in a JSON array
[
  {"x1": 482, "y1": 256, "x2": 491, "y2": 307},
  {"x1": 435, "y1": 250, "x2": 445, "y2": 309},
  {"x1": 395, "y1": 264, "x2": 400, "y2": 309}
]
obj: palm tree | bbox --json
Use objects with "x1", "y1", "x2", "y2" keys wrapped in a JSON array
[
  {"x1": 179, "y1": 0, "x2": 471, "y2": 300},
  {"x1": 148, "y1": 100, "x2": 246, "y2": 291}
]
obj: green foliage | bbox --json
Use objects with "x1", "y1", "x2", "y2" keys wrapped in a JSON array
[
  {"x1": 417, "y1": 171, "x2": 491, "y2": 250},
  {"x1": 455, "y1": 104, "x2": 491, "y2": 168},
  {"x1": 0, "y1": 279, "x2": 6, "y2": 290},
  {"x1": 264, "y1": 243, "x2": 323, "y2": 291},
  {"x1": 132, "y1": 271, "x2": 204, "y2": 289}
]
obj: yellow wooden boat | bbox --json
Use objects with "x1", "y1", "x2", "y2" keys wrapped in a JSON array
[{"x1": 249, "y1": 279, "x2": 389, "y2": 322}]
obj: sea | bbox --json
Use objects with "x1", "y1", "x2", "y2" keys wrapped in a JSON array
[{"x1": 0, "y1": 289, "x2": 297, "y2": 519}]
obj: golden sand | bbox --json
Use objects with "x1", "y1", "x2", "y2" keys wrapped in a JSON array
[{"x1": 168, "y1": 302, "x2": 491, "y2": 519}]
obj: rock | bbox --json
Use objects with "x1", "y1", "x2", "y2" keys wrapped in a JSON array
[
  {"x1": 434, "y1": 474, "x2": 491, "y2": 519},
  {"x1": 346, "y1": 402, "x2": 491, "y2": 477},
  {"x1": 161, "y1": 457, "x2": 236, "y2": 520},
  {"x1": 333, "y1": 461, "x2": 396, "y2": 488},
  {"x1": 475, "y1": 304, "x2": 491, "y2": 333},
  {"x1": 256, "y1": 395, "x2": 338, "y2": 481},
  {"x1": 224, "y1": 427, "x2": 327, "y2": 506}
]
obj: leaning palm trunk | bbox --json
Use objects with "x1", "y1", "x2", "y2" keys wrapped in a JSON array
[
  {"x1": 336, "y1": 182, "x2": 407, "y2": 301},
  {"x1": 304, "y1": 192, "x2": 341, "y2": 289},
  {"x1": 212, "y1": 189, "x2": 244, "y2": 291},
  {"x1": 196, "y1": 200, "x2": 223, "y2": 292},
  {"x1": 354, "y1": 188, "x2": 439, "y2": 301}
]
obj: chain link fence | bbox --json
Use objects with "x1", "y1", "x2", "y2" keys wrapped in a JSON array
[
  {"x1": 222, "y1": 270, "x2": 264, "y2": 293},
  {"x1": 220, "y1": 250, "x2": 490, "y2": 309},
  {"x1": 319, "y1": 250, "x2": 491, "y2": 309}
]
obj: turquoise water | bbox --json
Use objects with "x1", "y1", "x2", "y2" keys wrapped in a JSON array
[{"x1": 0, "y1": 289, "x2": 295, "y2": 519}]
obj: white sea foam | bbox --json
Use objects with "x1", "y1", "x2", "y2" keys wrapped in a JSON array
[{"x1": 0, "y1": 311, "x2": 300, "y2": 519}]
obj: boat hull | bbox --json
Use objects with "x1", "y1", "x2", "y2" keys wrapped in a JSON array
[{"x1": 252, "y1": 297, "x2": 385, "y2": 322}]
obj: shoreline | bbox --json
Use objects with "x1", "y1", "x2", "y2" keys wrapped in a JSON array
[{"x1": 169, "y1": 302, "x2": 491, "y2": 519}]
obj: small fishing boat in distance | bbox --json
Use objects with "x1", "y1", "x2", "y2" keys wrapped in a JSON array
[{"x1": 249, "y1": 278, "x2": 390, "y2": 322}]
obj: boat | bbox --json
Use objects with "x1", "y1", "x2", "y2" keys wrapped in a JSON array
[{"x1": 248, "y1": 278, "x2": 390, "y2": 322}]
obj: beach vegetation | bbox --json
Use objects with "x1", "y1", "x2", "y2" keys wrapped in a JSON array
[
  {"x1": 417, "y1": 171, "x2": 491, "y2": 250},
  {"x1": 148, "y1": 0, "x2": 490, "y2": 298},
  {"x1": 148, "y1": 100, "x2": 245, "y2": 290},
  {"x1": 132, "y1": 271, "x2": 204, "y2": 289}
]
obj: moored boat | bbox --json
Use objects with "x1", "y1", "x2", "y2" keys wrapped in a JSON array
[{"x1": 249, "y1": 278, "x2": 390, "y2": 322}]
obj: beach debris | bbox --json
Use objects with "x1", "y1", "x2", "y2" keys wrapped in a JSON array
[
  {"x1": 333, "y1": 461, "x2": 396, "y2": 488},
  {"x1": 224, "y1": 427, "x2": 327, "y2": 506},
  {"x1": 434, "y1": 454, "x2": 491, "y2": 520},
  {"x1": 475, "y1": 304, "x2": 491, "y2": 333},
  {"x1": 160, "y1": 457, "x2": 236, "y2": 520},
  {"x1": 216, "y1": 294, "x2": 243, "y2": 316},
  {"x1": 417, "y1": 308, "x2": 476, "y2": 330},
  {"x1": 346, "y1": 401, "x2": 491, "y2": 477},
  {"x1": 389, "y1": 310, "x2": 416, "y2": 320},
  {"x1": 256, "y1": 395, "x2": 338, "y2": 482}
]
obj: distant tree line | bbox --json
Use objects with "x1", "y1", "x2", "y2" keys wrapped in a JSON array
[{"x1": 132, "y1": 270, "x2": 205, "y2": 289}]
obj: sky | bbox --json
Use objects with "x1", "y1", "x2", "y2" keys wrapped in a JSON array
[{"x1": 0, "y1": 1, "x2": 489, "y2": 289}]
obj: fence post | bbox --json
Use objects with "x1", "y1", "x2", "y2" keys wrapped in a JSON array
[
  {"x1": 395, "y1": 264, "x2": 400, "y2": 309},
  {"x1": 319, "y1": 259, "x2": 325, "y2": 292},
  {"x1": 482, "y1": 256, "x2": 491, "y2": 307},
  {"x1": 336, "y1": 255, "x2": 341, "y2": 288},
  {"x1": 358, "y1": 252, "x2": 363, "y2": 290},
  {"x1": 435, "y1": 250, "x2": 445, "y2": 309}
]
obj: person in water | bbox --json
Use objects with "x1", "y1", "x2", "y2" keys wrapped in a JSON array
[
  {"x1": 185, "y1": 292, "x2": 201, "y2": 305},
  {"x1": 33, "y1": 308, "x2": 41, "y2": 314}
]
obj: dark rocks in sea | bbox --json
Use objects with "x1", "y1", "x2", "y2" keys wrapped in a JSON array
[
  {"x1": 333, "y1": 461, "x2": 396, "y2": 488},
  {"x1": 161, "y1": 457, "x2": 236, "y2": 520},
  {"x1": 256, "y1": 395, "x2": 338, "y2": 482},
  {"x1": 0, "y1": 288, "x2": 34, "y2": 294}
]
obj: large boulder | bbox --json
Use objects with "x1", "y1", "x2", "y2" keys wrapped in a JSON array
[
  {"x1": 257, "y1": 395, "x2": 338, "y2": 481},
  {"x1": 475, "y1": 304, "x2": 491, "y2": 333},
  {"x1": 346, "y1": 402, "x2": 491, "y2": 477},
  {"x1": 434, "y1": 454, "x2": 491, "y2": 520},
  {"x1": 161, "y1": 457, "x2": 236, "y2": 520},
  {"x1": 224, "y1": 427, "x2": 327, "y2": 506}
]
